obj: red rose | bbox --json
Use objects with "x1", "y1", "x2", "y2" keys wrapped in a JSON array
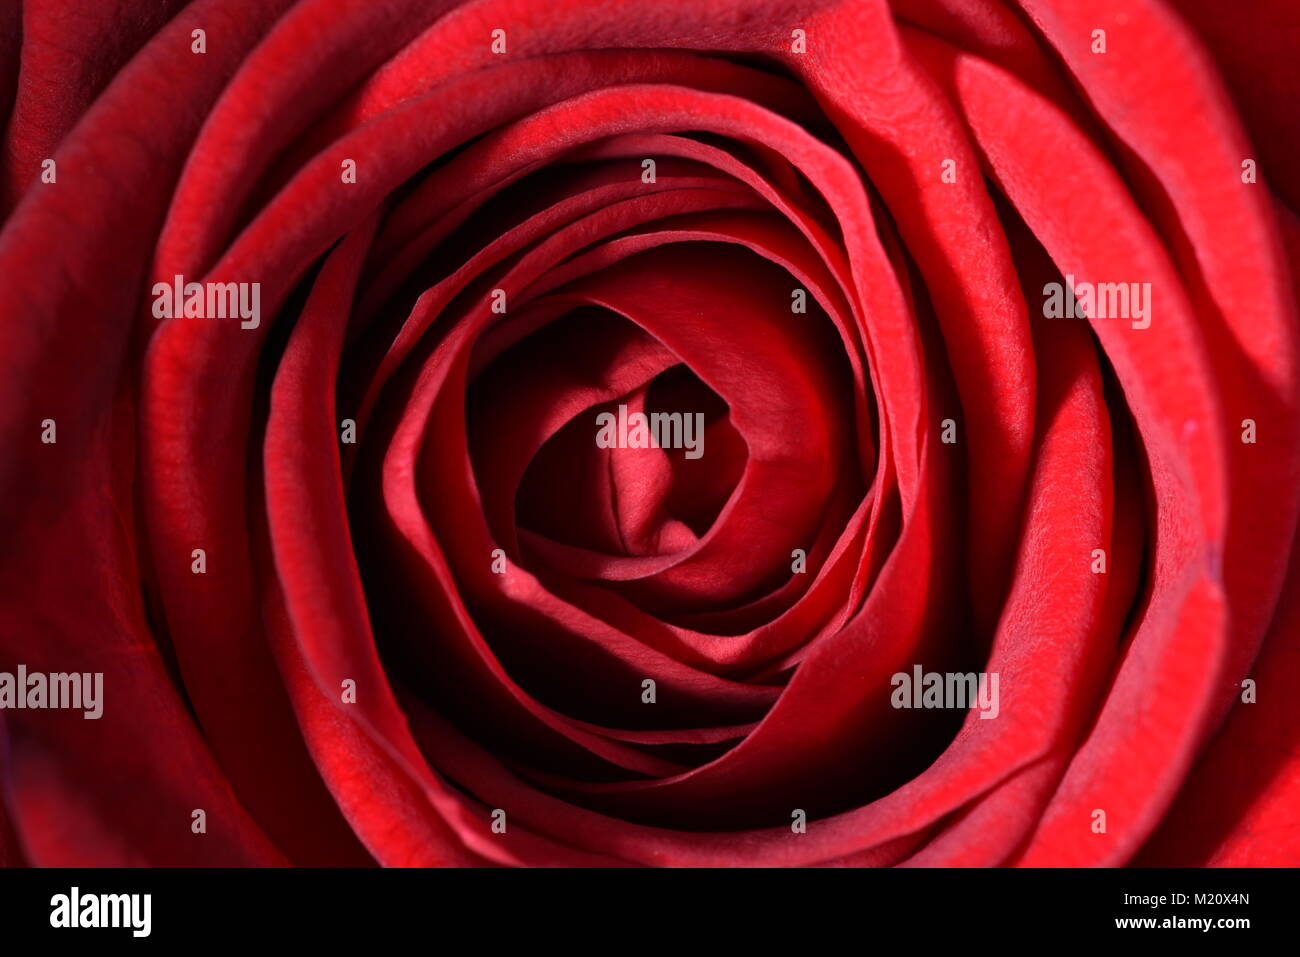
[{"x1": 0, "y1": 0, "x2": 1297, "y2": 867}]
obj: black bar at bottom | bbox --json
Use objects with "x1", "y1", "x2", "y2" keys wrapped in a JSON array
[{"x1": 0, "y1": 866, "x2": 1279, "y2": 943}]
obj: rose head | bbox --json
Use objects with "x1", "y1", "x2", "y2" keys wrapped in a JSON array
[{"x1": 0, "y1": 0, "x2": 1297, "y2": 867}]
